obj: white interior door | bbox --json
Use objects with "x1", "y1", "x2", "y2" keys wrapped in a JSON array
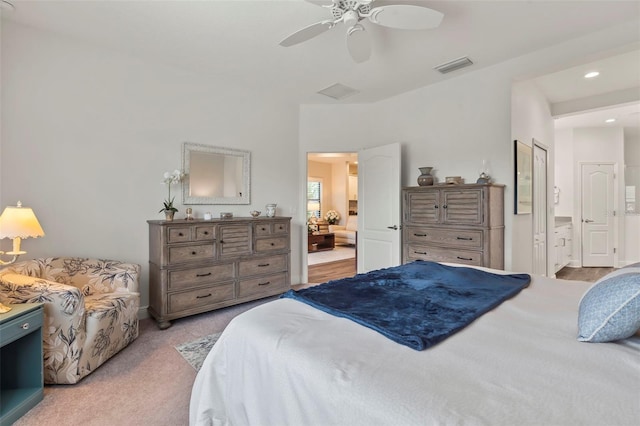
[
  {"x1": 357, "y1": 143, "x2": 401, "y2": 273},
  {"x1": 533, "y1": 143, "x2": 548, "y2": 276},
  {"x1": 581, "y1": 163, "x2": 615, "y2": 267}
]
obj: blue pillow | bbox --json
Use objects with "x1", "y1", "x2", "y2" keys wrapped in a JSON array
[{"x1": 577, "y1": 269, "x2": 640, "y2": 342}]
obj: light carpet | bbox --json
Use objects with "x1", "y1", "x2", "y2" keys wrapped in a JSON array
[
  {"x1": 175, "y1": 332, "x2": 222, "y2": 371},
  {"x1": 308, "y1": 245, "x2": 356, "y2": 266}
]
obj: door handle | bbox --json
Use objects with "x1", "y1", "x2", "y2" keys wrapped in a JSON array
[
  {"x1": 387, "y1": 225, "x2": 398, "y2": 230},
  {"x1": 584, "y1": 219, "x2": 594, "y2": 223}
]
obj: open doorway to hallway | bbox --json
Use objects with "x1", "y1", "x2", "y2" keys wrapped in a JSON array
[{"x1": 307, "y1": 152, "x2": 358, "y2": 283}]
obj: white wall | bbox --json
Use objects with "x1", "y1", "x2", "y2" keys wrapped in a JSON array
[
  {"x1": 625, "y1": 128, "x2": 640, "y2": 263},
  {"x1": 330, "y1": 161, "x2": 349, "y2": 225},
  {"x1": 1, "y1": 21, "x2": 301, "y2": 311},
  {"x1": 554, "y1": 128, "x2": 574, "y2": 216}
]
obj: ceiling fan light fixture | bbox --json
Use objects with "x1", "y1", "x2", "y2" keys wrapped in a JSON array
[
  {"x1": 317, "y1": 83, "x2": 360, "y2": 100},
  {"x1": 434, "y1": 56, "x2": 474, "y2": 74}
]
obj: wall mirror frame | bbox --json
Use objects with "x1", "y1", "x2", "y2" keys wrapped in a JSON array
[
  {"x1": 182, "y1": 142, "x2": 251, "y2": 205},
  {"x1": 514, "y1": 139, "x2": 532, "y2": 215}
]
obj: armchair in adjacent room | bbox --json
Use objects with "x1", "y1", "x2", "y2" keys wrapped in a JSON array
[
  {"x1": 0, "y1": 257, "x2": 140, "y2": 384},
  {"x1": 329, "y1": 215, "x2": 357, "y2": 245}
]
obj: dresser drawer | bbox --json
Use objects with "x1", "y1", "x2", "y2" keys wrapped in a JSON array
[
  {"x1": 255, "y1": 236, "x2": 288, "y2": 253},
  {"x1": 405, "y1": 227, "x2": 483, "y2": 249},
  {"x1": 168, "y1": 283, "x2": 235, "y2": 313},
  {"x1": 168, "y1": 244, "x2": 214, "y2": 264},
  {"x1": 238, "y1": 273, "x2": 288, "y2": 299},
  {"x1": 168, "y1": 263, "x2": 235, "y2": 291},
  {"x1": 167, "y1": 226, "x2": 192, "y2": 243},
  {"x1": 254, "y1": 221, "x2": 289, "y2": 236},
  {"x1": 405, "y1": 244, "x2": 483, "y2": 266},
  {"x1": 254, "y1": 223, "x2": 272, "y2": 236},
  {"x1": 239, "y1": 254, "x2": 287, "y2": 277},
  {"x1": 1, "y1": 308, "x2": 43, "y2": 346},
  {"x1": 194, "y1": 225, "x2": 216, "y2": 241}
]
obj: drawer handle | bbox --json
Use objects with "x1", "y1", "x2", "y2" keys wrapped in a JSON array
[
  {"x1": 279, "y1": 226, "x2": 283, "y2": 230},
  {"x1": 456, "y1": 237, "x2": 473, "y2": 241},
  {"x1": 415, "y1": 251, "x2": 427, "y2": 255},
  {"x1": 434, "y1": 205, "x2": 439, "y2": 209},
  {"x1": 258, "y1": 263, "x2": 270, "y2": 267},
  {"x1": 457, "y1": 256, "x2": 473, "y2": 261},
  {"x1": 270, "y1": 243, "x2": 275, "y2": 246},
  {"x1": 258, "y1": 281, "x2": 271, "y2": 286},
  {"x1": 203, "y1": 231, "x2": 209, "y2": 235},
  {"x1": 443, "y1": 205, "x2": 448, "y2": 209},
  {"x1": 196, "y1": 293, "x2": 212, "y2": 299},
  {"x1": 261, "y1": 227, "x2": 266, "y2": 231},
  {"x1": 414, "y1": 233, "x2": 427, "y2": 237},
  {"x1": 196, "y1": 272, "x2": 212, "y2": 277},
  {"x1": 191, "y1": 251, "x2": 197, "y2": 255},
  {"x1": 178, "y1": 232, "x2": 184, "y2": 237},
  {"x1": 21, "y1": 322, "x2": 30, "y2": 330}
]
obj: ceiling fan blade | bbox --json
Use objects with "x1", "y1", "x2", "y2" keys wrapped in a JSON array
[
  {"x1": 304, "y1": 0, "x2": 335, "y2": 6},
  {"x1": 346, "y1": 24, "x2": 371, "y2": 63},
  {"x1": 368, "y1": 5, "x2": 444, "y2": 30},
  {"x1": 279, "y1": 20, "x2": 334, "y2": 47}
]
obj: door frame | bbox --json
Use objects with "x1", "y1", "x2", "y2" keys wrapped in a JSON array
[
  {"x1": 578, "y1": 161, "x2": 618, "y2": 267},
  {"x1": 532, "y1": 139, "x2": 549, "y2": 276}
]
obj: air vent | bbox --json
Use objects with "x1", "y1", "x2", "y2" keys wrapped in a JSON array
[
  {"x1": 317, "y1": 83, "x2": 359, "y2": 100},
  {"x1": 434, "y1": 56, "x2": 474, "y2": 74}
]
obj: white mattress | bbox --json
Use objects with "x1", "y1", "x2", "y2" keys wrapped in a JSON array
[{"x1": 190, "y1": 271, "x2": 640, "y2": 426}]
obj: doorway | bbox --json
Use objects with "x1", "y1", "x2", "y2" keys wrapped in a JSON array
[{"x1": 306, "y1": 152, "x2": 358, "y2": 283}]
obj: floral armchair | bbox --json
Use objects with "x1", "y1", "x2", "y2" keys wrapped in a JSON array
[{"x1": 0, "y1": 257, "x2": 140, "y2": 384}]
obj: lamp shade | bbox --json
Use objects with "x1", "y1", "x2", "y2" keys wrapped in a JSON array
[{"x1": 0, "y1": 202, "x2": 45, "y2": 239}]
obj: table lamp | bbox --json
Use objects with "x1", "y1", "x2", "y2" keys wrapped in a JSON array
[
  {"x1": 0, "y1": 201, "x2": 44, "y2": 313},
  {"x1": 0, "y1": 201, "x2": 45, "y2": 265}
]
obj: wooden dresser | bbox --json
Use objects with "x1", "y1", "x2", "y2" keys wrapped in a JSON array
[
  {"x1": 402, "y1": 184, "x2": 504, "y2": 269},
  {"x1": 148, "y1": 217, "x2": 291, "y2": 329}
]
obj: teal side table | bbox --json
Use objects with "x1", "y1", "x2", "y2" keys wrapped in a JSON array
[{"x1": 0, "y1": 303, "x2": 44, "y2": 425}]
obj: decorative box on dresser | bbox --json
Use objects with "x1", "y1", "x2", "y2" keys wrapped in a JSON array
[
  {"x1": 148, "y1": 217, "x2": 291, "y2": 329},
  {"x1": 402, "y1": 184, "x2": 505, "y2": 269}
]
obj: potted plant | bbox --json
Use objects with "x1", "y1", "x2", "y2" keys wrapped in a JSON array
[{"x1": 160, "y1": 169, "x2": 184, "y2": 221}]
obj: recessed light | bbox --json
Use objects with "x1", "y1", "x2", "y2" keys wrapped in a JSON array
[
  {"x1": 605, "y1": 118, "x2": 616, "y2": 123},
  {"x1": 584, "y1": 71, "x2": 600, "y2": 79}
]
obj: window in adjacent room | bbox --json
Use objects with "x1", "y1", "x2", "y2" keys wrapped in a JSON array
[{"x1": 307, "y1": 179, "x2": 321, "y2": 219}]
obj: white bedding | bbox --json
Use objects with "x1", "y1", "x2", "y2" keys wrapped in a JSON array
[{"x1": 190, "y1": 270, "x2": 640, "y2": 426}]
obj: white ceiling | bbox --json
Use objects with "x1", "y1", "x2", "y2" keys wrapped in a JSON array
[{"x1": 2, "y1": 0, "x2": 639, "y2": 129}]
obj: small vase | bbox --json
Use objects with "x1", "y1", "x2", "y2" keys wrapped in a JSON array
[
  {"x1": 417, "y1": 167, "x2": 434, "y2": 186},
  {"x1": 165, "y1": 210, "x2": 175, "y2": 221},
  {"x1": 265, "y1": 203, "x2": 277, "y2": 217}
]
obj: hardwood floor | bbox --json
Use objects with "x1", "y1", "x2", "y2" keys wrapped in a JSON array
[
  {"x1": 555, "y1": 266, "x2": 615, "y2": 282},
  {"x1": 307, "y1": 258, "x2": 356, "y2": 284}
]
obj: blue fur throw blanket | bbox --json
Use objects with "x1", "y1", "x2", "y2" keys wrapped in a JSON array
[{"x1": 281, "y1": 261, "x2": 530, "y2": 350}]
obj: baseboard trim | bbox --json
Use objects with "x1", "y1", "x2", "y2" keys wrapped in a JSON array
[{"x1": 138, "y1": 306, "x2": 150, "y2": 320}]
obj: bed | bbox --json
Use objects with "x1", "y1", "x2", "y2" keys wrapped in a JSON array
[{"x1": 190, "y1": 262, "x2": 640, "y2": 426}]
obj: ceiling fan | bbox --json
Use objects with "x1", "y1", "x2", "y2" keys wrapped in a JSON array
[{"x1": 279, "y1": 0, "x2": 444, "y2": 63}]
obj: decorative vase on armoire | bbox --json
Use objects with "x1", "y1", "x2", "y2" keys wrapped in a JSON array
[{"x1": 417, "y1": 167, "x2": 434, "y2": 186}]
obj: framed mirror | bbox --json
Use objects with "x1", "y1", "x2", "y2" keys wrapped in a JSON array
[
  {"x1": 514, "y1": 140, "x2": 532, "y2": 214},
  {"x1": 182, "y1": 142, "x2": 251, "y2": 205}
]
